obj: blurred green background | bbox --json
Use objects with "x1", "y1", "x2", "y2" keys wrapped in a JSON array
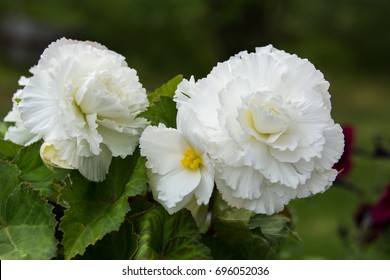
[{"x1": 1, "y1": 0, "x2": 390, "y2": 259}]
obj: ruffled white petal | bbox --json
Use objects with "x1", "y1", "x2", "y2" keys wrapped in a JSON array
[
  {"x1": 4, "y1": 125, "x2": 39, "y2": 146},
  {"x1": 77, "y1": 145, "x2": 113, "y2": 182},
  {"x1": 4, "y1": 109, "x2": 39, "y2": 146},
  {"x1": 315, "y1": 124, "x2": 345, "y2": 170},
  {"x1": 296, "y1": 169, "x2": 338, "y2": 198},
  {"x1": 217, "y1": 164, "x2": 263, "y2": 199},
  {"x1": 3, "y1": 89, "x2": 41, "y2": 146},
  {"x1": 82, "y1": 113, "x2": 103, "y2": 155},
  {"x1": 19, "y1": 70, "x2": 68, "y2": 140},
  {"x1": 97, "y1": 118, "x2": 147, "y2": 158},
  {"x1": 174, "y1": 75, "x2": 196, "y2": 108},
  {"x1": 216, "y1": 175, "x2": 294, "y2": 216},
  {"x1": 50, "y1": 138, "x2": 112, "y2": 182}
]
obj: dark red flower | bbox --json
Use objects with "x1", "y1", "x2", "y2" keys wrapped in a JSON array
[
  {"x1": 334, "y1": 125, "x2": 354, "y2": 178},
  {"x1": 355, "y1": 183, "x2": 390, "y2": 242},
  {"x1": 370, "y1": 183, "x2": 390, "y2": 227}
]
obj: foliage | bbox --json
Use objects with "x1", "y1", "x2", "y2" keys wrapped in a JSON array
[
  {"x1": 134, "y1": 205, "x2": 212, "y2": 260},
  {"x1": 0, "y1": 76, "x2": 298, "y2": 259},
  {"x1": 140, "y1": 74, "x2": 182, "y2": 128},
  {"x1": 0, "y1": 145, "x2": 57, "y2": 259},
  {"x1": 203, "y1": 193, "x2": 298, "y2": 260}
]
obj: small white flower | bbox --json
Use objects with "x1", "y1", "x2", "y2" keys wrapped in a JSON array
[
  {"x1": 175, "y1": 45, "x2": 344, "y2": 215},
  {"x1": 8, "y1": 38, "x2": 149, "y2": 182},
  {"x1": 139, "y1": 108, "x2": 214, "y2": 214}
]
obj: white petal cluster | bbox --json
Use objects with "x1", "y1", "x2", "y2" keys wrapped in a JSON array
[
  {"x1": 175, "y1": 45, "x2": 344, "y2": 215},
  {"x1": 139, "y1": 108, "x2": 214, "y2": 214},
  {"x1": 4, "y1": 38, "x2": 149, "y2": 182}
]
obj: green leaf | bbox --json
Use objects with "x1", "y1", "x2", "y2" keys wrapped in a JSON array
[
  {"x1": 147, "y1": 75, "x2": 183, "y2": 103},
  {"x1": 12, "y1": 142, "x2": 69, "y2": 200},
  {"x1": 59, "y1": 151, "x2": 147, "y2": 259},
  {"x1": 0, "y1": 122, "x2": 8, "y2": 140},
  {"x1": 163, "y1": 236, "x2": 211, "y2": 259},
  {"x1": 186, "y1": 199, "x2": 210, "y2": 233},
  {"x1": 205, "y1": 192, "x2": 292, "y2": 259},
  {"x1": 127, "y1": 196, "x2": 155, "y2": 222},
  {"x1": 211, "y1": 191, "x2": 253, "y2": 230},
  {"x1": 125, "y1": 156, "x2": 148, "y2": 197},
  {"x1": 249, "y1": 213, "x2": 301, "y2": 244},
  {"x1": 203, "y1": 230, "x2": 271, "y2": 260},
  {"x1": 0, "y1": 162, "x2": 57, "y2": 259},
  {"x1": 140, "y1": 96, "x2": 177, "y2": 128},
  {"x1": 59, "y1": 173, "x2": 131, "y2": 260},
  {"x1": 75, "y1": 221, "x2": 139, "y2": 260},
  {"x1": 0, "y1": 139, "x2": 22, "y2": 160},
  {"x1": 206, "y1": 195, "x2": 270, "y2": 259},
  {"x1": 140, "y1": 75, "x2": 183, "y2": 128},
  {"x1": 134, "y1": 206, "x2": 212, "y2": 260}
]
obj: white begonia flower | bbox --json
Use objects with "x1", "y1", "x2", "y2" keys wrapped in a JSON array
[
  {"x1": 174, "y1": 45, "x2": 344, "y2": 215},
  {"x1": 139, "y1": 107, "x2": 214, "y2": 214},
  {"x1": 12, "y1": 38, "x2": 149, "y2": 182}
]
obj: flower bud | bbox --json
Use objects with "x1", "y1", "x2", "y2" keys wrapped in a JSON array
[{"x1": 40, "y1": 142, "x2": 75, "y2": 171}]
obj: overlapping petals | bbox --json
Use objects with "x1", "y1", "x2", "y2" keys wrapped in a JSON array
[
  {"x1": 139, "y1": 108, "x2": 214, "y2": 214},
  {"x1": 4, "y1": 38, "x2": 149, "y2": 182},
  {"x1": 175, "y1": 45, "x2": 344, "y2": 215}
]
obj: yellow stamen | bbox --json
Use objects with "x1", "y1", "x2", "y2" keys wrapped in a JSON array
[{"x1": 181, "y1": 149, "x2": 202, "y2": 170}]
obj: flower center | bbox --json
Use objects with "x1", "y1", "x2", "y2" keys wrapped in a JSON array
[
  {"x1": 239, "y1": 91, "x2": 290, "y2": 143},
  {"x1": 181, "y1": 149, "x2": 202, "y2": 170},
  {"x1": 251, "y1": 105, "x2": 288, "y2": 136}
]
